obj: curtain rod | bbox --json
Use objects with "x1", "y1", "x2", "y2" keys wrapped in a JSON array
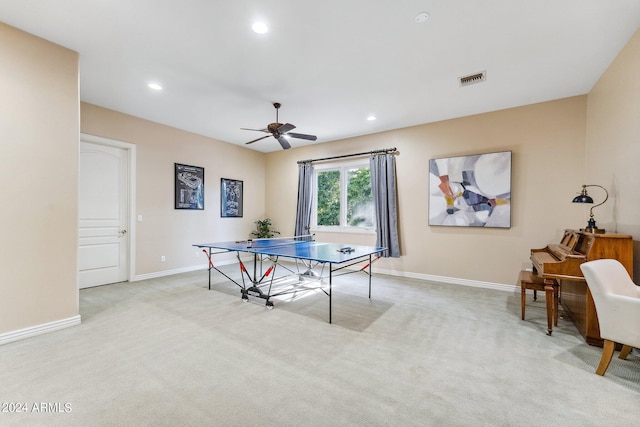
[{"x1": 297, "y1": 147, "x2": 397, "y2": 164}]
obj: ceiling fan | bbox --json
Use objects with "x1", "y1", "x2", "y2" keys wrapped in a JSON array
[{"x1": 242, "y1": 102, "x2": 317, "y2": 150}]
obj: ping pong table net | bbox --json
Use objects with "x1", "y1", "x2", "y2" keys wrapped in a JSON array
[{"x1": 247, "y1": 234, "x2": 314, "y2": 249}]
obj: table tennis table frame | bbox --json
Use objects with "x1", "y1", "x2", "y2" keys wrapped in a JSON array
[{"x1": 198, "y1": 243, "x2": 382, "y2": 324}]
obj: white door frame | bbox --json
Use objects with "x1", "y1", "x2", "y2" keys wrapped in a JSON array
[{"x1": 80, "y1": 133, "x2": 137, "y2": 283}]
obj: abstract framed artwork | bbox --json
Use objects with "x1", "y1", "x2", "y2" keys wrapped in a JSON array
[
  {"x1": 429, "y1": 151, "x2": 511, "y2": 228},
  {"x1": 175, "y1": 163, "x2": 204, "y2": 210},
  {"x1": 221, "y1": 178, "x2": 243, "y2": 218}
]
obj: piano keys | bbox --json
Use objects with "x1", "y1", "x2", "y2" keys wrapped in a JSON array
[
  {"x1": 531, "y1": 230, "x2": 591, "y2": 281},
  {"x1": 530, "y1": 229, "x2": 633, "y2": 346}
]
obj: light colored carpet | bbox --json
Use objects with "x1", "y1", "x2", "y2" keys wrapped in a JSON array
[{"x1": 1, "y1": 265, "x2": 639, "y2": 426}]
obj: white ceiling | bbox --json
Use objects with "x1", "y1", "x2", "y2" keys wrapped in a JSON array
[{"x1": 2, "y1": 1, "x2": 640, "y2": 152}]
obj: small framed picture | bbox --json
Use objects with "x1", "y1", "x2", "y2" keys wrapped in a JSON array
[
  {"x1": 175, "y1": 163, "x2": 204, "y2": 210},
  {"x1": 221, "y1": 178, "x2": 243, "y2": 218}
]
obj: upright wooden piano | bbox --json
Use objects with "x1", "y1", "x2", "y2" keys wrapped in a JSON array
[{"x1": 530, "y1": 229, "x2": 633, "y2": 346}]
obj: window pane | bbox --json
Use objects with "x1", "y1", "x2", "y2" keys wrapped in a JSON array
[
  {"x1": 317, "y1": 170, "x2": 340, "y2": 226},
  {"x1": 347, "y1": 167, "x2": 374, "y2": 227}
]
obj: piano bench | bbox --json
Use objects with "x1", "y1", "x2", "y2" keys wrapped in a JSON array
[{"x1": 519, "y1": 270, "x2": 559, "y2": 336}]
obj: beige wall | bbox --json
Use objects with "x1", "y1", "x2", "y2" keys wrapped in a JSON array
[
  {"x1": 80, "y1": 103, "x2": 266, "y2": 275},
  {"x1": 0, "y1": 24, "x2": 80, "y2": 334},
  {"x1": 266, "y1": 97, "x2": 588, "y2": 286},
  {"x1": 586, "y1": 28, "x2": 640, "y2": 280}
]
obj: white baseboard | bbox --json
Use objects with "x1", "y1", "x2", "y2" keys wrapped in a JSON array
[
  {"x1": 373, "y1": 267, "x2": 518, "y2": 292},
  {"x1": 134, "y1": 259, "x2": 239, "y2": 281},
  {"x1": 135, "y1": 264, "x2": 206, "y2": 281},
  {"x1": 134, "y1": 260, "x2": 518, "y2": 293},
  {"x1": 0, "y1": 315, "x2": 81, "y2": 346}
]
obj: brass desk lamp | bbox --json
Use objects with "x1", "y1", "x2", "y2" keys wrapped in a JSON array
[{"x1": 572, "y1": 184, "x2": 608, "y2": 234}]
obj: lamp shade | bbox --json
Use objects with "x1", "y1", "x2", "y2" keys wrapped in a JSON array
[{"x1": 572, "y1": 194, "x2": 594, "y2": 203}]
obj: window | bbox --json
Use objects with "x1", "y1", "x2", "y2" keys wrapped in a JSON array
[{"x1": 312, "y1": 161, "x2": 375, "y2": 231}]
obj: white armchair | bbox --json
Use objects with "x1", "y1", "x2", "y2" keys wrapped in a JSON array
[{"x1": 580, "y1": 259, "x2": 640, "y2": 376}]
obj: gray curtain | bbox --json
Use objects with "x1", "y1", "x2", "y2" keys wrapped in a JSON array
[
  {"x1": 294, "y1": 162, "x2": 313, "y2": 237},
  {"x1": 370, "y1": 154, "x2": 400, "y2": 257}
]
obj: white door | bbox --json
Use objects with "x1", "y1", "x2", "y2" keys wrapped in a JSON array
[{"x1": 78, "y1": 141, "x2": 129, "y2": 288}]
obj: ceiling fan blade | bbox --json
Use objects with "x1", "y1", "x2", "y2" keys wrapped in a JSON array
[
  {"x1": 241, "y1": 127, "x2": 269, "y2": 133},
  {"x1": 245, "y1": 135, "x2": 271, "y2": 145},
  {"x1": 277, "y1": 123, "x2": 296, "y2": 133},
  {"x1": 286, "y1": 132, "x2": 317, "y2": 141},
  {"x1": 277, "y1": 136, "x2": 291, "y2": 150}
]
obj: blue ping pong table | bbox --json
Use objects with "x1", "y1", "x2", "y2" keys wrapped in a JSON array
[{"x1": 194, "y1": 236, "x2": 385, "y2": 323}]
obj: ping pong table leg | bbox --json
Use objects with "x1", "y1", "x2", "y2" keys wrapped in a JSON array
[
  {"x1": 253, "y1": 253, "x2": 258, "y2": 283},
  {"x1": 203, "y1": 248, "x2": 212, "y2": 290},
  {"x1": 368, "y1": 254, "x2": 372, "y2": 298},
  {"x1": 329, "y1": 263, "x2": 332, "y2": 324}
]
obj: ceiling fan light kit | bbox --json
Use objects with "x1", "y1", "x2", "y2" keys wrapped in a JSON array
[{"x1": 241, "y1": 102, "x2": 317, "y2": 150}]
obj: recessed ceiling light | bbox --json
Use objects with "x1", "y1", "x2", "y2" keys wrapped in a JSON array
[
  {"x1": 148, "y1": 82, "x2": 163, "y2": 91},
  {"x1": 252, "y1": 22, "x2": 269, "y2": 34},
  {"x1": 415, "y1": 12, "x2": 430, "y2": 23},
  {"x1": 367, "y1": 115, "x2": 377, "y2": 121}
]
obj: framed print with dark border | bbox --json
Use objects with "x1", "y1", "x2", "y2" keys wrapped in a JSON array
[
  {"x1": 175, "y1": 163, "x2": 204, "y2": 210},
  {"x1": 428, "y1": 151, "x2": 511, "y2": 228},
  {"x1": 221, "y1": 178, "x2": 243, "y2": 218}
]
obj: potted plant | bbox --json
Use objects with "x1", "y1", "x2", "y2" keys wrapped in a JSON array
[{"x1": 250, "y1": 218, "x2": 280, "y2": 239}]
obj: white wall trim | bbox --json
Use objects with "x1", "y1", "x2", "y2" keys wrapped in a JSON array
[
  {"x1": 0, "y1": 315, "x2": 81, "y2": 346},
  {"x1": 134, "y1": 259, "x2": 240, "y2": 281},
  {"x1": 134, "y1": 260, "x2": 518, "y2": 293},
  {"x1": 135, "y1": 265, "x2": 207, "y2": 281},
  {"x1": 373, "y1": 267, "x2": 518, "y2": 292}
]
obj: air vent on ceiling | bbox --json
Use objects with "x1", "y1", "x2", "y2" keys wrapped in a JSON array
[{"x1": 459, "y1": 71, "x2": 486, "y2": 87}]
